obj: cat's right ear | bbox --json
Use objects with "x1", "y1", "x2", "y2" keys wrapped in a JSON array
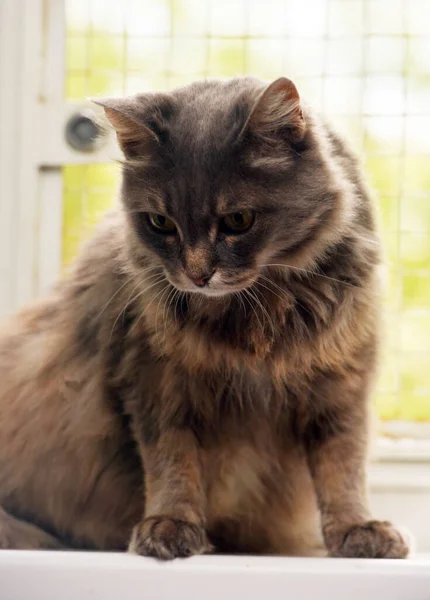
[
  {"x1": 91, "y1": 97, "x2": 159, "y2": 157},
  {"x1": 243, "y1": 77, "x2": 306, "y2": 144}
]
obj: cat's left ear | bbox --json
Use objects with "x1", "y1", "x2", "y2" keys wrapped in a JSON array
[
  {"x1": 245, "y1": 77, "x2": 306, "y2": 143},
  {"x1": 91, "y1": 96, "x2": 160, "y2": 157}
]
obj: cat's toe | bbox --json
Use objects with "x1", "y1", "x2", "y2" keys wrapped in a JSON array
[
  {"x1": 331, "y1": 520, "x2": 410, "y2": 559},
  {"x1": 129, "y1": 517, "x2": 211, "y2": 560}
]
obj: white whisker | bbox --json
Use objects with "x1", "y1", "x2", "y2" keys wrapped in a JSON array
[
  {"x1": 258, "y1": 274, "x2": 292, "y2": 300},
  {"x1": 261, "y1": 263, "x2": 357, "y2": 288},
  {"x1": 174, "y1": 290, "x2": 184, "y2": 321},
  {"x1": 129, "y1": 280, "x2": 169, "y2": 335},
  {"x1": 254, "y1": 278, "x2": 289, "y2": 305},
  {"x1": 121, "y1": 271, "x2": 166, "y2": 323},
  {"x1": 155, "y1": 283, "x2": 174, "y2": 351},
  {"x1": 256, "y1": 276, "x2": 314, "y2": 320},
  {"x1": 234, "y1": 291, "x2": 247, "y2": 317},
  {"x1": 243, "y1": 288, "x2": 265, "y2": 336},
  {"x1": 162, "y1": 286, "x2": 178, "y2": 344},
  {"x1": 98, "y1": 265, "x2": 162, "y2": 319},
  {"x1": 248, "y1": 286, "x2": 275, "y2": 336},
  {"x1": 97, "y1": 274, "x2": 135, "y2": 319},
  {"x1": 109, "y1": 274, "x2": 166, "y2": 341}
]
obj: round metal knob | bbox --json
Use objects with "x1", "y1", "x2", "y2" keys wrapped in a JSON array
[{"x1": 65, "y1": 110, "x2": 103, "y2": 152}]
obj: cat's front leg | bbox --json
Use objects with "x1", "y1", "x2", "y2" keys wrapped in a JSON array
[
  {"x1": 305, "y1": 370, "x2": 410, "y2": 559},
  {"x1": 128, "y1": 428, "x2": 211, "y2": 559}
]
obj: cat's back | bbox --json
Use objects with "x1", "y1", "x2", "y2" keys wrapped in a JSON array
[{"x1": 0, "y1": 209, "x2": 125, "y2": 389}]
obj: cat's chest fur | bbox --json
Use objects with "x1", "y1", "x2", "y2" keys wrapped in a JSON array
[{"x1": 115, "y1": 294, "x2": 321, "y2": 442}]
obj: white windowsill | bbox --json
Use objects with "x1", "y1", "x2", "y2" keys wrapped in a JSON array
[{"x1": 1, "y1": 551, "x2": 430, "y2": 600}]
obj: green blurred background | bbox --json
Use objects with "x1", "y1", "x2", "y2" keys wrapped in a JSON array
[{"x1": 64, "y1": 0, "x2": 430, "y2": 424}]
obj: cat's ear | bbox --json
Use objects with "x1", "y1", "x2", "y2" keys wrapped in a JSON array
[
  {"x1": 245, "y1": 77, "x2": 306, "y2": 143},
  {"x1": 91, "y1": 97, "x2": 161, "y2": 157}
]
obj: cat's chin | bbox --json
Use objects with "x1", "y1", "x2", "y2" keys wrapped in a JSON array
[
  {"x1": 174, "y1": 285, "x2": 234, "y2": 298},
  {"x1": 190, "y1": 288, "x2": 233, "y2": 298}
]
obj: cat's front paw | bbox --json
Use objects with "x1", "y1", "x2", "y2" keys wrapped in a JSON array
[
  {"x1": 129, "y1": 517, "x2": 211, "y2": 560},
  {"x1": 331, "y1": 520, "x2": 410, "y2": 558}
]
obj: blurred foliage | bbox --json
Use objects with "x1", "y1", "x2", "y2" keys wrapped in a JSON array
[{"x1": 64, "y1": 0, "x2": 430, "y2": 422}]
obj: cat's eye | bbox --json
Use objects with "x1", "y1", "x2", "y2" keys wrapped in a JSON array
[
  {"x1": 148, "y1": 213, "x2": 177, "y2": 234},
  {"x1": 221, "y1": 210, "x2": 255, "y2": 234}
]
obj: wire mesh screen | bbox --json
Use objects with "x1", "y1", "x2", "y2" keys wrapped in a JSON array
[{"x1": 64, "y1": 0, "x2": 430, "y2": 424}]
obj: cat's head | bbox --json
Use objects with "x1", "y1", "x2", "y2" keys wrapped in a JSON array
[{"x1": 95, "y1": 77, "x2": 350, "y2": 298}]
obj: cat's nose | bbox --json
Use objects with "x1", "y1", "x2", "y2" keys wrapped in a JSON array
[{"x1": 188, "y1": 270, "x2": 214, "y2": 288}]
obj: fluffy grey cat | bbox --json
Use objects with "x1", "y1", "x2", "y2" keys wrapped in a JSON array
[{"x1": 0, "y1": 77, "x2": 409, "y2": 559}]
